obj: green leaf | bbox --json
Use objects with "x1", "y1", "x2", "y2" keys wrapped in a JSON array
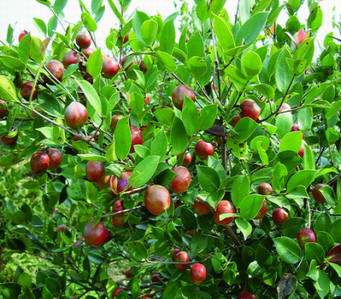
[
  {"x1": 303, "y1": 144, "x2": 315, "y2": 170},
  {"x1": 47, "y1": 16, "x2": 57, "y2": 37},
  {"x1": 187, "y1": 32, "x2": 204, "y2": 58},
  {"x1": 114, "y1": 117, "x2": 131, "y2": 160},
  {"x1": 107, "y1": 0, "x2": 125, "y2": 24},
  {"x1": 241, "y1": 50, "x2": 262, "y2": 77},
  {"x1": 330, "y1": 219, "x2": 341, "y2": 242},
  {"x1": 30, "y1": 36, "x2": 45, "y2": 62},
  {"x1": 231, "y1": 175, "x2": 250, "y2": 207},
  {"x1": 157, "y1": 51, "x2": 176, "y2": 72},
  {"x1": 129, "y1": 155, "x2": 160, "y2": 188},
  {"x1": 199, "y1": 104, "x2": 218, "y2": 130},
  {"x1": 279, "y1": 131, "x2": 303, "y2": 153},
  {"x1": 0, "y1": 56, "x2": 25, "y2": 71},
  {"x1": 275, "y1": 47, "x2": 294, "y2": 93},
  {"x1": 151, "y1": 130, "x2": 168, "y2": 157},
  {"x1": 159, "y1": 17, "x2": 176, "y2": 53},
  {"x1": 196, "y1": 165, "x2": 220, "y2": 192},
  {"x1": 155, "y1": 107, "x2": 174, "y2": 125},
  {"x1": 275, "y1": 112, "x2": 293, "y2": 138},
  {"x1": 182, "y1": 98, "x2": 199, "y2": 135},
  {"x1": 313, "y1": 270, "x2": 330, "y2": 298},
  {"x1": 170, "y1": 117, "x2": 189, "y2": 155},
  {"x1": 33, "y1": 18, "x2": 47, "y2": 35},
  {"x1": 297, "y1": 107, "x2": 313, "y2": 130},
  {"x1": 272, "y1": 162, "x2": 288, "y2": 192},
  {"x1": 235, "y1": 218, "x2": 252, "y2": 240},
  {"x1": 329, "y1": 262, "x2": 341, "y2": 278},
  {"x1": 0, "y1": 75, "x2": 18, "y2": 102},
  {"x1": 239, "y1": 194, "x2": 264, "y2": 220},
  {"x1": 76, "y1": 79, "x2": 102, "y2": 115},
  {"x1": 236, "y1": 12, "x2": 269, "y2": 44},
  {"x1": 211, "y1": 252, "x2": 228, "y2": 273},
  {"x1": 274, "y1": 237, "x2": 301, "y2": 264},
  {"x1": 234, "y1": 117, "x2": 257, "y2": 143},
  {"x1": 304, "y1": 242, "x2": 325, "y2": 263},
  {"x1": 86, "y1": 48, "x2": 103, "y2": 78},
  {"x1": 53, "y1": 0, "x2": 68, "y2": 14},
  {"x1": 308, "y1": 6, "x2": 323, "y2": 32},
  {"x1": 141, "y1": 19, "x2": 158, "y2": 45},
  {"x1": 212, "y1": 14, "x2": 235, "y2": 52},
  {"x1": 81, "y1": 12, "x2": 97, "y2": 31},
  {"x1": 286, "y1": 170, "x2": 316, "y2": 193},
  {"x1": 210, "y1": 0, "x2": 227, "y2": 14},
  {"x1": 6, "y1": 24, "x2": 13, "y2": 44}
]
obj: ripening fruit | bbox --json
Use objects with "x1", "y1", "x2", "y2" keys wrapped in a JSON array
[
  {"x1": 173, "y1": 251, "x2": 190, "y2": 271},
  {"x1": 86, "y1": 161, "x2": 105, "y2": 182},
  {"x1": 238, "y1": 291, "x2": 257, "y2": 299},
  {"x1": 47, "y1": 148, "x2": 62, "y2": 169},
  {"x1": 272, "y1": 208, "x2": 289, "y2": 224},
  {"x1": 139, "y1": 60, "x2": 147, "y2": 73},
  {"x1": 0, "y1": 99, "x2": 8, "y2": 118},
  {"x1": 171, "y1": 166, "x2": 192, "y2": 193},
  {"x1": 214, "y1": 200, "x2": 235, "y2": 225},
  {"x1": 46, "y1": 60, "x2": 64, "y2": 81},
  {"x1": 298, "y1": 145, "x2": 304, "y2": 157},
  {"x1": 296, "y1": 228, "x2": 317, "y2": 247},
  {"x1": 195, "y1": 140, "x2": 214, "y2": 159},
  {"x1": 144, "y1": 185, "x2": 171, "y2": 215},
  {"x1": 327, "y1": 244, "x2": 341, "y2": 265},
  {"x1": 255, "y1": 200, "x2": 268, "y2": 219},
  {"x1": 1, "y1": 131, "x2": 18, "y2": 146},
  {"x1": 63, "y1": 50, "x2": 79, "y2": 68},
  {"x1": 183, "y1": 152, "x2": 192, "y2": 167},
  {"x1": 65, "y1": 102, "x2": 88, "y2": 129},
  {"x1": 291, "y1": 123, "x2": 300, "y2": 131},
  {"x1": 193, "y1": 199, "x2": 211, "y2": 216},
  {"x1": 20, "y1": 81, "x2": 38, "y2": 100},
  {"x1": 83, "y1": 223, "x2": 109, "y2": 247},
  {"x1": 231, "y1": 115, "x2": 241, "y2": 127},
  {"x1": 111, "y1": 114, "x2": 123, "y2": 130},
  {"x1": 82, "y1": 47, "x2": 94, "y2": 58},
  {"x1": 76, "y1": 32, "x2": 91, "y2": 49},
  {"x1": 151, "y1": 272, "x2": 162, "y2": 283},
  {"x1": 31, "y1": 150, "x2": 50, "y2": 174},
  {"x1": 295, "y1": 29, "x2": 308, "y2": 45},
  {"x1": 190, "y1": 263, "x2": 207, "y2": 284},
  {"x1": 18, "y1": 30, "x2": 29, "y2": 41},
  {"x1": 279, "y1": 103, "x2": 291, "y2": 113},
  {"x1": 240, "y1": 99, "x2": 261, "y2": 121},
  {"x1": 112, "y1": 200, "x2": 125, "y2": 227},
  {"x1": 131, "y1": 126, "x2": 143, "y2": 151},
  {"x1": 257, "y1": 182, "x2": 273, "y2": 195},
  {"x1": 112, "y1": 287, "x2": 123, "y2": 297},
  {"x1": 172, "y1": 85, "x2": 196, "y2": 109},
  {"x1": 144, "y1": 95, "x2": 151, "y2": 105},
  {"x1": 311, "y1": 183, "x2": 326, "y2": 204},
  {"x1": 102, "y1": 58, "x2": 120, "y2": 78}
]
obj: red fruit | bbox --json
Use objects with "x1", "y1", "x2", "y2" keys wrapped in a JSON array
[
  {"x1": 102, "y1": 58, "x2": 120, "y2": 78},
  {"x1": 0, "y1": 99, "x2": 8, "y2": 118},
  {"x1": 139, "y1": 61, "x2": 147, "y2": 73},
  {"x1": 112, "y1": 287, "x2": 123, "y2": 297},
  {"x1": 1, "y1": 131, "x2": 18, "y2": 145},
  {"x1": 47, "y1": 148, "x2": 62, "y2": 169},
  {"x1": 291, "y1": 123, "x2": 300, "y2": 131},
  {"x1": 272, "y1": 208, "x2": 289, "y2": 224},
  {"x1": 144, "y1": 95, "x2": 151, "y2": 105},
  {"x1": 257, "y1": 182, "x2": 273, "y2": 195},
  {"x1": 195, "y1": 140, "x2": 214, "y2": 159},
  {"x1": 240, "y1": 100, "x2": 261, "y2": 121},
  {"x1": 63, "y1": 50, "x2": 79, "y2": 68},
  {"x1": 296, "y1": 228, "x2": 317, "y2": 248},
  {"x1": 193, "y1": 199, "x2": 211, "y2": 216},
  {"x1": 238, "y1": 291, "x2": 257, "y2": 299},
  {"x1": 231, "y1": 115, "x2": 241, "y2": 127},
  {"x1": 111, "y1": 114, "x2": 123, "y2": 130},
  {"x1": 144, "y1": 185, "x2": 171, "y2": 216},
  {"x1": 295, "y1": 29, "x2": 308, "y2": 45},
  {"x1": 20, "y1": 81, "x2": 38, "y2": 100},
  {"x1": 65, "y1": 102, "x2": 88, "y2": 129},
  {"x1": 151, "y1": 272, "x2": 161, "y2": 283},
  {"x1": 171, "y1": 166, "x2": 192, "y2": 193},
  {"x1": 172, "y1": 85, "x2": 196, "y2": 109},
  {"x1": 255, "y1": 200, "x2": 268, "y2": 219},
  {"x1": 112, "y1": 200, "x2": 125, "y2": 227},
  {"x1": 31, "y1": 150, "x2": 50, "y2": 174},
  {"x1": 311, "y1": 183, "x2": 326, "y2": 204},
  {"x1": 214, "y1": 200, "x2": 235, "y2": 225},
  {"x1": 82, "y1": 47, "x2": 94, "y2": 58},
  {"x1": 327, "y1": 244, "x2": 341, "y2": 264},
  {"x1": 18, "y1": 30, "x2": 29, "y2": 41},
  {"x1": 174, "y1": 251, "x2": 190, "y2": 271},
  {"x1": 56, "y1": 224, "x2": 67, "y2": 233},
  {"x1": 76, "y1": 32, "x2": 91, "y2": 49},
  {"x1": 83, "y1": 223, "x2": 109, "y2": 247},
  {"x1": 183, "y1": 152, "x2": 192, "y2": 167},
  {"x1": 298, "y1": 145, "x2": 304, "y2": 157},
  {"x1": 131, "y1": 126, "x2": 143, "y2": 151},
  {"x1": 190, "y1": 263, "x2": 207, "y2": 284},
  {"x1": 279, "y1": 103, "x2": 291, "y2": 113},
  {"x1": 46, "y1": 60, "x2": 64, "y2": 81},
  {"x1": 86, "y1": 161, "x2": 105, "y2": 182}
]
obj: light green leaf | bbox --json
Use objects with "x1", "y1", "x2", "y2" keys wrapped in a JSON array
[
  {"x1": 231, "y1": 175, "x2": 250, "y2": 207},
  {"x1": 86, "y1": 48, "x2": 103, "y2": 78},
  {"x1": 239, "y1": 194, "x2": 264, "y2": 220},
  {"x1": 129, "y1": 155, "x2": 160, "y2": 188},
  {"x1": 0, "y1": 75, "x2": 18, "y2": 102},
  {"x1": 279, "y1": 131, "x2": 303, "y2": 153},
  {"x1": 114, "y1": 117, "x2": 131, "y2": 160},
  {"x1": 212, "y1": 14, "x2": 235, "y2": 52},
  {"x1": 141, "y1": 19, "x2": 158, "y2": 45},
  {"x1": 170, "y1": 117, "x2": 189, "y2": 155},
  {"x1": 287, "y1": 170, "x2": 316, "y2": 193},
  {"x1": 197, "y1": 165, "x2": 220, "y2": 192},
  {"x1": 235, "y1": 218, "x2": 252, "y2": 240},
  {"x1": 236, "y1": 12, "x2": 269, "y2": 44},
  {"x1": 76, "y1": 79, "x2": 102, "y2": 115},
  {"x1": 157, "y1": 51, "x2": 176, "y2": 72},
  {"x1": 274, "y1": 237, "x2": 301, "y2": 264}
]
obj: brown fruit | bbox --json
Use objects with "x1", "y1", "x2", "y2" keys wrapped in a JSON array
[
  {"x1": 272, "y1": 208, "x2": 289, "y2": 224},
  {"x1": 240, "y1": 99, "x2": 261, "y2": 121},
  {"x1": 131, "y1": 126, "x2": 143, "y2": 151},
  {"x1": 279, "y1": 103, "x2": 291, "y2": 113},
  {"x1": 82, "y1": 47, "x2": 94, "y2": 58},
  {"x1": 86, "y1": 161, "x2": 105, "y2": 182},
  {"x1": 327, "y1": 244, "x2": 341, "y2": 264},
  {"x1": 76, "y1": 32, "x2": 91, "y2": 49},
  {"x1": 65, "y1": 102, "x2": 88, "y2": 129},
  {"x1": 0, "y1": 99, "x2": 8, "y2": 118},
  {"x1": 172, "y1": 85, "x2": 196, "y2": 109},
  {"x1": 193, "y1": 199, "x2": 211, "y2": 216},
  {"x1": 214, "y1": 200, "x2": 235, "y2": 225},
  {"x1": 238, "y1": 291, "x2": 257, "y2": 299},
  {"x1": 46, "y1": 60, "x2": 64, "y2": 81},
  {"x1": 144, "y1": 185, "x2": 171, "y2": 215},
  {"x1": 171, "y1": 166, "x2": 192, "y2": 193},
  {"x1": 231, "y1": 115, "x2": 241, "y2": 127},
  {"x1": 144, "y1": 94, "x2": 151, "y2": 105},
  {"x1": 296, "y1": 228, "x2": 317, "y2": 248},
  {"x1": 18, "y1": 30, "x2": 29, "y2": 41},
  {"x1": 311, "y1": 183, "x2": 326, "y2": 204},
  {"x1": 1, "y1": 131, "x2": 18, "y2": 146},
  {"x1": 183, "y1": 152, "x2": 192, "y2": 167},
  {"x1": 83, "y1": 223, "x2": 109, "y2": 247},
  {"x1": 63, "y1": 50, "x2": 79, "y2": 68},
  {"x1": 20, "y1": 81, "x2": 38, "y2": 100},
  {"x1": 47, "y1": 148, "x2": 62, "y2": 169},
  {"x1": 31, "y1": 150, "x2": 50, "y2": 174},
  {"x1": 257, "y1": 182, "x2": 273, "y2": 195},
  {"x1": 102, "y1": 58, "x2": 120, "y2": 78}
]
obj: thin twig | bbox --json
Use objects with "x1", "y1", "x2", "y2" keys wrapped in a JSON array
[{"x1": 101, "y1": 205, "x2": 143, "y2": 218}]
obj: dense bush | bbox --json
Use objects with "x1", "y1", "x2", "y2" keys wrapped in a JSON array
[{"x1": 0, "y1": 0, "x2": 340, "y2": 298}]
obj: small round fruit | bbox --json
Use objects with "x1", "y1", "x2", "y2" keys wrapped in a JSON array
[
  {"x1": 295, "y1": 29, "x2": 308, "y2": 45},
  {"x1": 131, "y1": 126, "x2": 143, "y2": 151},
  {"x1": 111, "y1": 114, "x2": 123, "y2": 130},
  {"x1": 65, "y1": 102, "x2": 88, "y2": 129},
  {"x1": 183, "y1": 152, "x2": 192, "y2": 167},
  {"x1": 195, "y1": 140, "x2": 214, "y2": 159},
  {"x1": 47, "y1": 148, "x2": 62, "y2": 169},
  {"x1": 83, "y1": 223, "x2": 109, "y2": 247},
  {"x1": 238, "y1": 291, "x2": 257, "y2": 299},
  {"x1": 1, "y1": 131, "x2": 18, "y2": 145},
  {"x1": 46, "y1": 60, "x2": 64, "y2": 81},
  {"x1": 0, "y1": 99, "x2": 8, "y2": 118},
  {"x1": 31, "y1": 151, "x2": 50, "y2": 174},
  {"x1": 255, "y1": 200, "x2": 268, "y2": 219},
  {"x1": 144, "y1": 185, "x2": 171, "y2": 216},
  {"x1": 63, "y1": 50, "x2": 79, "y2": 68},
  {"x1": 296, "y1": 228, "x2": 317, "y2": 248},
  {"x1": 240, "y1": 100, "x2": 261, "y2": 121},
  {"x1": 298, "y1": 145, "x2": 304, "y2": 157},
  {"x1": 76, "y1": 32, "x2": 91, "y2": 49},
  {"x1": 174, "y1": 251, "x2": 189, "y2": 271},
  {"x1": 172, "y1": 85, "x2": 196, "y2": 109},
  {"x1": 327, "y1": 244, "x2": 341, "y2": 265},
  {"x1": 82, "y1": 47, "x2": 94, "y2": 58},
  {"x1": 144, "y1": 95, "x2": 151, "y2": 105},
  {"x1": 291, "y1": 123, "x2": 300, "y2": 131},
  {"x1": 139, "y1": 60, "x2": 147, "y2": 73},
  {"x1": 86, "y1": 161, "x2": 105, "y2": 182},
  {"x1": 18, "y1": 30, "x2": 29, "y2": 41},
  {"x1": 311, "y1": 183, "x2": 326, "y2": 204},
  {"x1": 193, "y1": 199, "x2": 211, "y2": 216},
  {"x1": 214, "y1": 200, "x2": 235, "y2": 225},
  {"x1": 112, "y1": 200, "x2": 125, "y2": 227},
  {"x1": 279, "y1": 103, "x2": 291, "y2": 113},
  {"x1": 190, "y1": 263, "x2": 207, "y2": 284},
  {"x1": 171, "y1": 166, "x2": 192, "y2": 193},
  {"x1": 257, "y1": 182, "x2": 273, "y2": 195},
  {"x1": 102, "y1": 58, "x2": 120, "y2": 78},
  {"x1": 112, "y1": 287, "x2": 123, "y2": 297},
  {"x1": 20, "y1": 81, "x2": 38, "y2": 100},
  {"x1": 272, "y1": 208, "x2": 289, "y2": 224}
]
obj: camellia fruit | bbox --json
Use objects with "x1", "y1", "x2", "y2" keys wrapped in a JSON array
[
  {"x1": 18, "y1": 30, "x2": 29, "y2": 41},
  {"x1": 0, "y1": 99, "x2": 8, "y2": 118},
  {"x1": 82, "y1": 47, "x2": 94, "y2": 58},
  {"x1": 272, "y1": 208, "x2": 289, "y2": 225},
  {"x1": 231, "y1": 115, "x2": 241, "y2": 127},
  {"x1": 255, "y1": 200, "x2": 268, "y2": 219},
  {"x1": 112, "y1": 287, "x2": 123, "y2": 297},
  {"x1": 31, "y1": 150, "x2": 50, "y2": 174},
  {"x1": 1, "y1": 131, "x2": 18, "y2": 146},
  {"x1": 214, "y1": 200, "x2": 235, "y2": 225},
  {"x1": 296, "y1": 228, "x2": 317, "y2": 248},
  {"x1": 86, "y1": 161, "x2": 105, "y2": 182},
  {"x1": 190, "y1": 263, "x2": 207, "y2": 284},
  {"x1": 240, "y1": 99, "x2": 261, "y2": 121},
  {"x1": 171, "y1": 166, "x2": 192, "y2": 193},
  {"x1": 83, "y1": 223, "x2": 109, "y2": 247},
  {"x1": 64, "y1": 102, "x2": 88, "y2": 129},
  {"x1": 195, "y1": 140, "x2": 214, "y2": 159},
  {"x1": 182, "y1": 152, "x2": 192, "y2": 167},
  {"x1": 76, "y1": 31, "x2": 91, "y2": 49},
  {"x1": 193, "y1": 199, "x2": 211, "y2": 216},
  {"x1": 295, "y1": 29, "x2": 308, "y2": 45},
  {"x1": 171, "y1": 85, "x2": 196, "y2": 109},
  {"x1": 173, "y1": 250, "x2": 190, "y2": 271},
  {"x1": 102, "y1": 58, "x2": 120, "y2": 78},
  {"x1": 291, "y1": 123, "x2": 300, "y2": 131},
  {"x1": 257, "y1": 182, "x2": 273, "y2": 195},
  {"x1": 112, "y1": 200, "x2": 125, "y2": 227},
  {"x1": 311, "y1": 183, "x2": 326, "y2": 204},
  {"x1": 20, "y1": 81, "x2": 38, "y2": 100},
  {"x1": 144, "y1": 94, "x2": 151, "y2": 105},
  {"x1": 327, "y1": 244, "x2": 341, "y2": 265},
  {"x1": 47, "y1": 148, "x2": 62, "y2": 169},
  {"x1": 63, "y1": 50, "x2": 79, "y2": 68},
  {"x1": 111, "y1": 114, "x2": 123, "y2": 130},
  {"x1": 144, "y1": 185, "x2": 171, "y2": 216},
  {"x1": 238, "y1": 291, "x2": 257, "y2": 299},
  {"x1": 131, "y1": 126, "x2": 143, "y2": 151},
  {"x1": 46, "y1": 60, "x2": 64, "y2": 81},
  {"x1": 298, "y1": 145, "x2": 304, "y2": 157}
]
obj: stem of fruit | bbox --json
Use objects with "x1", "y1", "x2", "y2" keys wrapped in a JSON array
[{"x1": 307, "y1": 199, "x2": 311, "y2": 229}]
